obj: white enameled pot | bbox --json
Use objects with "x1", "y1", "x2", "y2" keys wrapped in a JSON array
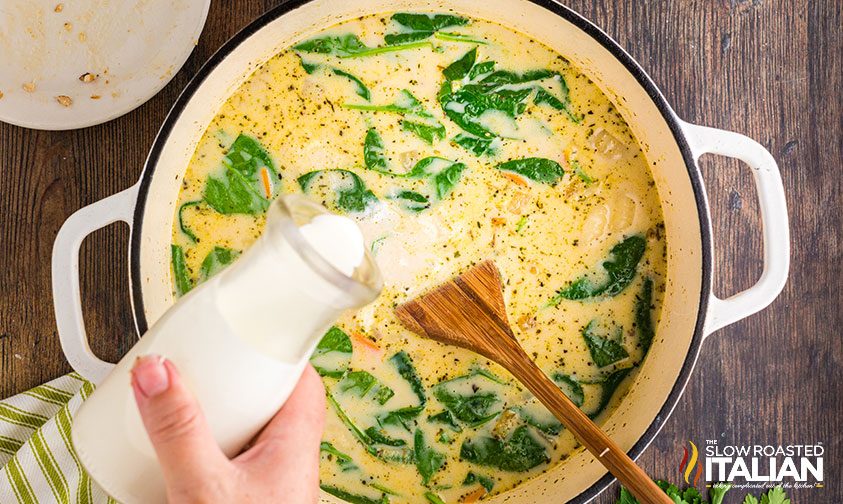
[{"x1": 51, "y1": 0, "x2": 790, "y2": 502}]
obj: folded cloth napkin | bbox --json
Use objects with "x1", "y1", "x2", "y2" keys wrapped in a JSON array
[{"x1": 0, "y1": 373, "x2": 116, "y2": 504}]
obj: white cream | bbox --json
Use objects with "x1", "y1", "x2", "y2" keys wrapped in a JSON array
[{"x1": 72, "y1": 197, "x2": 377, "y2": 504}]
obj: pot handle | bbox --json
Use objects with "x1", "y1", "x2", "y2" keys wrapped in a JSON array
[
  {"x1": 680, "y1": 121, "x2": 790, "y2": 337},
  {"x1": 52, "y1": 184, "x2": 139, "y2": 384}
]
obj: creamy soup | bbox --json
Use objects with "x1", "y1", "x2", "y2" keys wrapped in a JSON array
[{"x1": 170, "y1": 11, "x2": 666, "y2": 504}]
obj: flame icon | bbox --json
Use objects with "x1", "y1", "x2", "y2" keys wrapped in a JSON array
[{"x1": 678, "y1": 441, "x2": 702, "y2": 486}]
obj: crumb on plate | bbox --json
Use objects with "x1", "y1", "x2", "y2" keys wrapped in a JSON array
[
  {"x1": 79, "y1": 72, "x2": 97, "y2": 83},
  {"x1": 54, "y1": 3, "x2": 63, "y2": 12},
  {"x1": 56, "y1": 95, "x2": 73, "y2": 107},
  {"x1": 22, "y1": 82, "x2": 36, "y2": 93}
]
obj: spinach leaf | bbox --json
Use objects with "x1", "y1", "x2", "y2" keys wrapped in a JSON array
[
  {"x1": 320, "y1": 485, "x2": 388, "y2": 504},
  {"x1": 515, "y1": 374, "x2": 583, "y2": 435},
  {"x1": 587, "y1": 368, "x2": 631, "y2": 419},
  {"x1": 434, "y1": 32, "x2": 488, "y2": 45},
  {"x1": 224, "y1": 133, "x2": 276, "y2": 179},
  {"x1": 328, "y1": 390, "x2": 414, "y2": 463},
  {"x1": 204, "y1": 134, "x2": 278, "y2": 215},
  {"x1": 199, "y1": 246, "x2": 239, "y2": 282},
  {"x1": 364, "y1": 427, "x2": 407, "y2": 447},
  {"x1": 374, "y1": 385, "x2": 396, "y2": 405},
  {"x1": 332, "y1": 68, "x2": 371, "y2": 100},
  {"x1": 377, "y1": 353, "x2": 427, "y2": 431},
  {"x1": 297, "y1": 169, "x2": 379, "y2": 213},
  {"x1": 460, "y1": 425, "x2": 548, "y2": 472},
  {"x1": 294, "y1": 32, "x2": 432, "y2": 58},
  {"x1": 364, "y1": 128, "x2": 389, "y2": 173},
  {"x1": 433, "y1": 369, "x2": 504, "y2": 426},
  {"x1": 327, "y1": 390, "x2": 373, "y2": 446},
  {"x1": 204, "y1": 169, "x2": 269, "y2": 215},
  {"x1": 294, "y1": 34, "x2": 368, "y2": 56},
  {"x1": 384, "y1": 31, "x2": 434, "y2": 45},
  {"x1": 171, "y1": 244, "x2": 192, "y2": 297},
  {"x1": 433, "y1": 161, "x2": 466, "y2": 200},
  {"x1": 345, "y1": 90, "x2": 446, "y2": 144},
  {"x1": 401, "y1": 120, "x2": 447, "y2": 145},
  {"x1": 177, "y1": 200, "x2": 201, "y2": 242},
  {"x1": 438, "y1": 80, "x2": 531, "y2": 139},
  {"x1": 515, "y1": 406, "x2": 563, "y2": 436},
  {"x1": 582, "y1": 320, "x2": 630, "y2": 368},
  {"x1": 391, "y1": 13, "x2": 469, "y2": 32},
  {"x1": 533, "y1": 83, "x2": 580, "y2": 123},
  {"x1": 463, "y1": 472, "x2": 495, "y2": 492},
  {"x1": 453, "y1": 133, "x2": 497, "y2": 157},
  {"x1": 552, "y1": 373, "x2": 585, "y2": 407},
  {"x1": 339, "y1": 370, "x2": 395, "y2": 405},
  {"x1": 311, "y1": 326, "x2": 353, "y2": 378},
  {"x1": 433, "y1": 387, "x2": 500, "y2": 426},
  {"x1": 439, "y1": 63, "x2": 578, "y2": 139},
  {"x1": 571, "y1": 159, "x2": 595, "y2": 184},
  {"x1": 299, "y1": 57, "x2": 319, "y2": 74},
  {"x1": 428, "y1": 410, "x2": 462, "y2": 432},
  {"x1": 414, "y1": 429, "x2": 445, "y2": 485},
  {"x1": 320, "y1": 441, "x2": 358, "y2": 471},
  {"x1": 424, "y1": 492, "x2": 446, "y2": 504},
  {"x1": 389, "y1": 351, "x2": 427, "y2": 405},
  {"x1": 346, "y1": 89, "x2": 424, "y2": 114},
  {"x1": 370, "y1": 483, "x2": 400, "y2": 496},
  {"x1": 338, "y1": 370, "x2": 377, "y2": 396},
  {"x1": 443, "y1": 47, "x2": 477, "y2": 81},
  {"x1": 407, "y1": 157, "x2": 467, "y2": 199},
  {"x1": 378, "y1": 405, "x2": 425, "y2": 431},
  {"x1": 296, "y1": 61, "x2": 375, "y2": 101},
  {"x1": 635, "y1": 277, "x2": 655, "y2": 353},
  {"x1": 550, "y1": 235, "x2": 647, "y2": 303},
  {"x1": 468, "y1": 61, "x2": 495, "y2": 80},
  {"x1": 496, "y1": 158, "x2": 564, "y2": 185},
  {"x1": 406, "y1": 156, "x2": 450, "y2": 178},
  {"x1": 384, "y1": 13, "x2": 469, "y2": 45},
  {"x1": 388, "y1": 190, "x2": 431, "y2": 213}
]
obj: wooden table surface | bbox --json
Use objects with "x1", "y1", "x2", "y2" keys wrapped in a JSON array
[{"x1": 1, "y1": 0, "x2": 840, "y2": 501}]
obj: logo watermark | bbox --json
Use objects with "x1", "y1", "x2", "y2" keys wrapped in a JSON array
[{"x1": 679, "y1": 439, "x2": 824, "y2": 491}]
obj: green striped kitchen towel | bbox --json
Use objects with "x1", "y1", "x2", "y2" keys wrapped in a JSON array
[{"x1": 0, "y1": 373, "x2": 117, "y2": 504}]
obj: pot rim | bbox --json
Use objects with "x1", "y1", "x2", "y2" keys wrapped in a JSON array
[{"x1": 129, "y1": 1, "x2": 713, "y2": 501}]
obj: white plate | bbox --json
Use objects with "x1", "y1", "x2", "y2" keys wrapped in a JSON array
[{"x1": 0, "y1": 0, "x2": 211, "y2": 130}]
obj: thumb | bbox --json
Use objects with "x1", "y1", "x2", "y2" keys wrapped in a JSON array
[{"x1": 131, "y1": 355, "x2": 230, "y2": 489}]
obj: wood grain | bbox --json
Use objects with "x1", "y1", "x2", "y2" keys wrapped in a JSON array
[
  {"x1": 397, "y1": 261, "x2": 673, "y2": 504},
  {"x1": 1, "y1": 0, "x2": 840, "y2": 501}
]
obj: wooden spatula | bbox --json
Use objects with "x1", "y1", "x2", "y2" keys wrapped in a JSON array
[{"x1": 395, "y1": 260, "x2": 671, "y2": 504}]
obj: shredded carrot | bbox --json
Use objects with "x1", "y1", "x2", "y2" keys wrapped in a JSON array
[
  {"x1": 351, "y1": 332, "x2": 381, "y2": 354},
  {"x1": 501, "y1": 171, "x2": 529, "y2": 187},
  {"x1": 260, "y1": 167, "x2": 272, "y2": 198},
  {"x1": 461, "y1": 487, "x2": 487, "y2": 503}
]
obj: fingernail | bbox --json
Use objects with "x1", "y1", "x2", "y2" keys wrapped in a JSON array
[{"x1": 131, "y1": 355, "x2": 169, "y2": 397}]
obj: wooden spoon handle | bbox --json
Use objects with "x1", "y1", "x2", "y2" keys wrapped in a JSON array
[{"x1": 507, "y1": 348, "x2": 671, "y2": 504}]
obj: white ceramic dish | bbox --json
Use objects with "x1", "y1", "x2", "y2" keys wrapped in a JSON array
[
  {"x1": 0, "y1": 0, "x2": 211, "y2": 130},
  {"x1": 51, "y1": 0, "x2": 790, "y2": 501}
]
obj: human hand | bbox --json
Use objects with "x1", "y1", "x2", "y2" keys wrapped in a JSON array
[{"x1": 130, "y1": 355, "x2": 326, "y2": 504}]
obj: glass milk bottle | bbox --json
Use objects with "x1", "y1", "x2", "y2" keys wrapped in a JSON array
[{"x1": 72, "y1": 195, "x2": 382, "y2": 504}]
